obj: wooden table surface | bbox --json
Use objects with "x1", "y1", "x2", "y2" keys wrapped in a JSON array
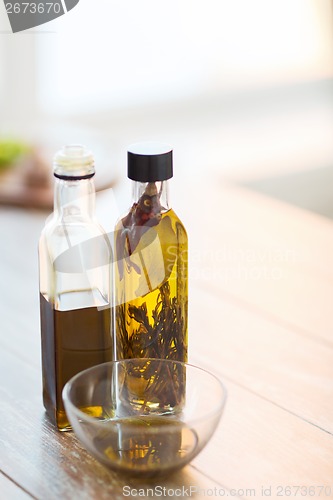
[{"x1": 0, "y1": 177, "x2": 332, "y2": 500}]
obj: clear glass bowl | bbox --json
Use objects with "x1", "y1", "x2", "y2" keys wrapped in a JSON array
[{"x1": 63, "y1": 358, "x2": 227, "y2": 478}]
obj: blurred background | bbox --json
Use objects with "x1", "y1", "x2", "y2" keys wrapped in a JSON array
[
  {"x1": 0, "y1": 2, "x2": 332, "y2": 493},
  {"x1": 0, "y1": 0, "x2": 333, "y2": 220}
]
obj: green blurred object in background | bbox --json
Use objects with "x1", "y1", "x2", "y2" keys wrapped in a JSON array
[{"x1": 0, "y1": 140, "x2": 30, "y2": 169}]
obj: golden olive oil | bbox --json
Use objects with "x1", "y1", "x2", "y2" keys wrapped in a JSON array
[
  {"x1": 115, "y1": 205, "x2": 187, "y2": 410},
  {"x1": 115, "y1": 209, "x2": 188, "y2": 362},
  {"x1": 93, "y1": 416, "x2": 198, "y2": 477}
]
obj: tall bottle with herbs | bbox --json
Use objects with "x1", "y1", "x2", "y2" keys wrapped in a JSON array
[
  {"x1": 115, "y1": 143, "x2": 188, "y2": 411},
  {"x1": 39, "y1": 145, "x2": 113, "y2": 431}
]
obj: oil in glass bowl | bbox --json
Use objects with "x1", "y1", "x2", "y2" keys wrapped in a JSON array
[{"x1": 63, "y1": 359, "x2": 227, "y2": 478}]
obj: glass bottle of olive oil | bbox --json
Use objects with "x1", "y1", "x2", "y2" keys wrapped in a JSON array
[
  {"x1": 115, "y1": 143, "x2": 188, "y2": 410},
  {"x1": 39, "y1": 145, "x2": 113, "y2": 431}
]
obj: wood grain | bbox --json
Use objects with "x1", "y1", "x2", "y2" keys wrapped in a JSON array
[
  {"x1": 0, "y1": 348, "x2": 229, "y2": 500},
  {"x1": 189, "y1": 287, "x2": 333, "y2": 433},
  {"x1": 191, "y1": 378, "x2": 333, "y2": 494},
  {"x1": 0, "y1": 178, "x2": 332, "y2": 499},
  {"x1": 0, "y1": 471, "x2": 33, "y2": 499},
  {"x1": 174, "y1": 179, "x2": 333, "y2": 345}
]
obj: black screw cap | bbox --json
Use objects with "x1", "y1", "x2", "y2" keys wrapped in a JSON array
[{"x1": 127, "y1": 142, "x2": 173, "y2": 182}]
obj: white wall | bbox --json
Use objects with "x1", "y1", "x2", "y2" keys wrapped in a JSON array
[{"x1": 0, "y1": 0, "x2": 333, "y2": 182}]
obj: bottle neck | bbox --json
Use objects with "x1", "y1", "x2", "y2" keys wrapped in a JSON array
[
  {"x1": 53, "y1": 177, "x2": 96, "y2": 219},
  {"x1": 131, "y1": 180, "x2": 170, "y2": 212}
]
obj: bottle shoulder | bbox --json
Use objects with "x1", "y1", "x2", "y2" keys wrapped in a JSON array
[
  {"x1": 114, "y1": 206, "x2": 187, "y2": 258},
  {"x1": 163, "y1": 208, "x2": 188, "y2": 239},
  {"x1": 165, "y1": 208, "x2": 186, "y2": 226},
  {"x1": 39, "y1": 215, "x2": 112, "y2": 261},
  {"x1": 115, "y1": 206, "x2": 186, "y2": 228},
  {"x1": 41, "y1": 215, "x2": 108, "y2": 237}
]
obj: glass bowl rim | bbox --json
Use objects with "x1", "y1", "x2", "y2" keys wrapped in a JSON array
[{"x1": 62, "y1": 358, "x2": 228, "y2": 428}]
